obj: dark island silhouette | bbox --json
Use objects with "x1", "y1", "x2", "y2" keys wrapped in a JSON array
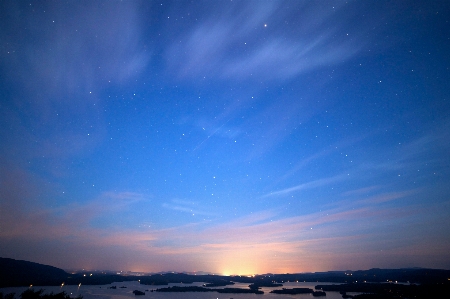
[
  {"x1": 131, "y1": 290, "x2": 145, "y2": 295},
  {"x1": 202, "y1": 280, "x2": 235, "y2": 287},
  {"x1": 1, "y1": 257, "x2": 450, "y2": 298}
]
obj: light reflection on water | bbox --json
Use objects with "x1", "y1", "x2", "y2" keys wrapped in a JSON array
[{"x1": 0, "y1": 281, "x2": 356, "y2": 299}]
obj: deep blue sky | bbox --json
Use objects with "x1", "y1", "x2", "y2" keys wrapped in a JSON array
[{"x1": 1, "y1": 0, "x2": 449, "y2": 274}]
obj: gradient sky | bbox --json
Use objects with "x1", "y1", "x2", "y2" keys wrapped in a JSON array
[{"x1": 1, "y1": 0, "x2": 450, "y2": 275}]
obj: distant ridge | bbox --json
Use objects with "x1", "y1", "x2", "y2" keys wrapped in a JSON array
[{"x1": 0, "y1": 257, "x2": 69, "y2": 287}]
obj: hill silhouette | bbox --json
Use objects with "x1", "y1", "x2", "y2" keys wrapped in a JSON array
[{"x1": 0, "y1": 258, "x2": 69, "y2": 287}]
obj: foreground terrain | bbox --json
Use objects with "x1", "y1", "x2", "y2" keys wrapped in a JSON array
[{"x1": 1, "y1": 258, "x2": 449, "y2": 298}]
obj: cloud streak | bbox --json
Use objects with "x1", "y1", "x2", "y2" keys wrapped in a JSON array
[
  {"x1": 262, "y1": 173, "x2": 348, "y2": 198},
  {"x1": 165, "y1": 1, "x2": 371, "y2": 82},
  {"x1": 162, "y1": 198, "x2": 217, "y2": 217}
]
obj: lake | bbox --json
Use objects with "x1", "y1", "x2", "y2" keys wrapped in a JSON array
[{"x1": 0, "y1": 280, "x2": 361, "y2": 299}]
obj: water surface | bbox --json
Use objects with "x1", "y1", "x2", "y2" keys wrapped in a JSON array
[{"x1": 1, "y1": 280, "x2": 360, "y2": 299}]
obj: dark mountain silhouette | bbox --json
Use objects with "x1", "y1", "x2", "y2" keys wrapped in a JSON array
[{"x1": 0, "y1": 258, "x2": 69, "y2": 287}]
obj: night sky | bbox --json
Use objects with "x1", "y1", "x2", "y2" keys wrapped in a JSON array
[{"x1": 1, "y1": 1, "x2": 450, "y2": 275}]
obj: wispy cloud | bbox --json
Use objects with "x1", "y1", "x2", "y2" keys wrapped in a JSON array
[
  {"x1": 262, "y1": 173, "x2": 348, "y2": 198},
  {"x1": 0, "y1": 1, "x2": 150, "y2": 175},
  {"x1": 162, "y1": 198, "x2": 217, "y2": 217},
  {"x1": 358, "y1": 189, "x2": 419, "y2": 205},
  {"x1": 165, "y1": 1, "x2": 370, "y2": 82}
]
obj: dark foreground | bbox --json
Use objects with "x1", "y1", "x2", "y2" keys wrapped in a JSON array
[
  {"x1": 316, "y1": 282, "x2": 450, "y2": 298},
  {"x1": 1, "y1": 258, "x2": 450, "y2": 298}
]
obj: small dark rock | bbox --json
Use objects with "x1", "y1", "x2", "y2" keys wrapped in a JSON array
[{"x1": 132, "y1": 290, "x2": 145, "y2": 295}]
